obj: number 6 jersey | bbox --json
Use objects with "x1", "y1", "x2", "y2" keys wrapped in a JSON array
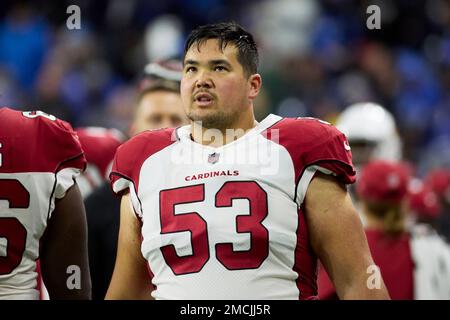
[
  {"x1": 110, "y1": 114, "x2": 356, "y2": 300},
  {"x1": 0, "y1": 107, "x2": 86, "y2": 299}
]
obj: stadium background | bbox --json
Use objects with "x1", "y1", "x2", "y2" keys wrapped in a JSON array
[{"x1": 1, "y1": 0, "x2": 449, "y2": 183}]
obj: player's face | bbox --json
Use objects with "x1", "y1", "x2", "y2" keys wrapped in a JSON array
[
  {"x1": 130, "y1": 90, "x2": 187, "y2": 136},
  {"x1": 181, "y1": 39, "x2": 253, "y2": 129}
]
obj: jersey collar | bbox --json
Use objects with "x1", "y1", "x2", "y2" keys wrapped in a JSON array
[{"x1": 175, "y1": 113, "x2": 283, "y2": 146}]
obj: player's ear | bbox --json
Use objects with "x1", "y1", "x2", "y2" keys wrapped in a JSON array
[{"x1": 248, "y1": 73, "x2": 262, "y2": 100}]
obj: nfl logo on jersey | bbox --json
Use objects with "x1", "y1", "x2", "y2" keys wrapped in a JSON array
[{"x1": 208, "y1": 152, "x2": 220, "y2": 164}]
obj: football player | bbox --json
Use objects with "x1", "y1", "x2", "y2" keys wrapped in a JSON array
[
  {"x1": 106, "y1": 22, "x2": 389, "y2": 300},
  {"x1": 37, "y1": 126, "x2": 124, "y2": 299},
  {"x1": 0, "y1": 107, "x2": 91, "y2": 299},
  {"x1": 75, "y1": 127, "x2": 126, "y2": 199},
  {"x1": 318, "y1": 160, "x2": 450, "y2": 299},
  {"x1": 336, "y1": 102, "x2": 402, "y2": 170}
]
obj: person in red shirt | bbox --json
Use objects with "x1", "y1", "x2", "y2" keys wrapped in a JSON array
[
  {"x1": 319, "y1": 160, "x2": 450, "y2": 299},
  {"x1": 407, "y1": 178, "x2": 441, "y2": 232},
  {"x1": 425, "y1": 168, "x2": 450, "y2": 243}
]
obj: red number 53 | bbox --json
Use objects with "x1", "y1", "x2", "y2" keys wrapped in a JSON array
[{"x1": 159, "y1": 181, "x2": 269, "y2": 275}]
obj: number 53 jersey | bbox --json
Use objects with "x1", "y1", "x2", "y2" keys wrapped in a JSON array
[
  {"x1": 110, "y1": 114, "x2": 356, "y2": 300},
  {"x1": 0, "y1": 107, "x2": 86, "y2": 299}
]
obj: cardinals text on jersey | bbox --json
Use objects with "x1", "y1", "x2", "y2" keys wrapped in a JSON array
[{"x1": 110, "y1": 114, "x2": 355, "y2": 300}]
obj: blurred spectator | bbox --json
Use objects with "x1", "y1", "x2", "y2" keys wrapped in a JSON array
[
  {"x1": 127, "y1": 59, "x2": 187, "y2": 136},
  {"x1": 394, "y1": 49, "x2": 442, "y2": 161},
  {"x1": 75, "y1": 127, "x2": 126, "y2": 199},
  {"x1": 425, "y1": 168, "x2": 450, "y2": 243},
  {"x1": 318, "y1": 160, "x2": 450, "y2": 300},
  {"x1": 407, "y1": 178, "x2": 441, "y2": 232},
  {"x1": 358, "y1": 42, "x2": 398, "y2": 105},
  {"x1": 0, "y1": 2, "x2": 51, "y2": 91},
  {"x1": 0, "y1": 68, "x2": 25, "y2": 106},
  {"x1": 143, "y1": 15, "x2": 184, "y2": 62},
  {"x1": 249, "y1": 0, "x2": 320, "y2": 60},
  {"x1": 336, "y1": 102, "x2": 402, "y2": 170},
  {"x1": 426, "y1": 169, "x2": 450, "y2": 202}
]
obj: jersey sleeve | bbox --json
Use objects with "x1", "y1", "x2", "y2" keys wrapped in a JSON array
[
  {"x1": 268, "y1": 117, "x2": 355, "y2": 205},
  {"x1": 303, "y1": 121, "x2": 355, "y2": 182},
  {"x1": 109, "y1": 128, "x2": 177, "y2": 219},
  {"x1": 110, "y1": 128, "x2": 176, "y2": 196},
  {"x1": 110, "y1": 142, "x2": 136, "y2": 196},
  {"x1": 110, "y1": 133, "x2": 154, "y2": 219},
  {"x1": 109, "y1": 142, "x2": 144, "y2": 219},
  {"x1": 39, "y1": 116, "x2": 87, "y2": 199},
  {"x1": 295, "y1": 119, "x2": 355, "y2": 205}
]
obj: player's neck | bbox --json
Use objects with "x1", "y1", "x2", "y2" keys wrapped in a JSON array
[{"x1": 191, "y1": 111, "x2": 257, "y2": 148}]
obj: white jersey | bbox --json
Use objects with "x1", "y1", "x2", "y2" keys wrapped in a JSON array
[
  {"x1": 0, "y1": 108, "x2": 86, "y2": 299},
  {"x1": 110, "y1": 114, "x2": 355, "y2": 300},
  {"x1": 410, "y1": 224, "x2": 450, "y2": 300}
]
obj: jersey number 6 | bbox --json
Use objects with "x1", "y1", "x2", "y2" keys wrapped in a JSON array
[{"x1": 0, "y1": 180, "x2": 29, "y2": 275}]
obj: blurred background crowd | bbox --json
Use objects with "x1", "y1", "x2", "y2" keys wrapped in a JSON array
[
  {"x1": 2, "y1": 0, "x2": 450, "y2": 300},
  {"x1": 3, "y1": 0, "x2": 450, "y2": 223},
  {"x1": 1, "y1": 0, "x2": 449, "y2": 168}
]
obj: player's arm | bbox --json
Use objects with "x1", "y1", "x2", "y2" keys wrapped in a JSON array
[
  {"x1": 105, "y1": 192, "x2": 153, "y2": 300},
  {"x1": 39, "y1": 183, "x2": 92, "y2": 300},
  {"x1": 305, "y1": 172, "x2": 390, "y2": 299}
]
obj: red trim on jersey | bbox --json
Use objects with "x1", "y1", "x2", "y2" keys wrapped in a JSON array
[
  {"x1": 140, "y1": 234, "x2": 156, "y2": 293},
  {"x1": 261, "y1": 117, "x2": 356, "y2": 300},
  {"x1": 262, "y1": 117, "x2": 355, "y2": 194},
  {"x1": 294, "y1": 207, "x2": 318, "y2": 299},
  {"x1": 110, "y1": 128, "x2": 176, "y2": 195}
]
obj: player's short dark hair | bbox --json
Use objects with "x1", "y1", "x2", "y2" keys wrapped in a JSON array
[{"x1": 183, "y1": 22, "x2": 259, "y2": 77}]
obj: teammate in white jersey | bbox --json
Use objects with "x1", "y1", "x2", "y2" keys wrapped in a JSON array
[
  {"x1": 106, "y1": 22, "x2": 390, "y2": 300},
  {"x1": 0, "y1": 107, "x2": 91, "y2": 299}
]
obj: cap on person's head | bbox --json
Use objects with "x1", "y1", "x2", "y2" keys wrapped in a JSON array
[
  {"x1": 407, "y1": 178, "x2": 441, "y2": 220},
  {"x1": 356, "y1": 160, "x2": 411, "y2": 203},
  {"x1": 139, "y1": 59, "x2": 182, "y2": 92},
  {"x1": 424, "y1": 168, "x2": 450, "y2": 202}
]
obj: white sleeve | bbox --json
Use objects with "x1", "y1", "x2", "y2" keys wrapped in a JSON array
[
  {"x1": 295, "y1": 164, "x2": 340, "y2": 207},
  {"x1": 55, "y1": 167, "x2": 83, "y2": 199}
]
